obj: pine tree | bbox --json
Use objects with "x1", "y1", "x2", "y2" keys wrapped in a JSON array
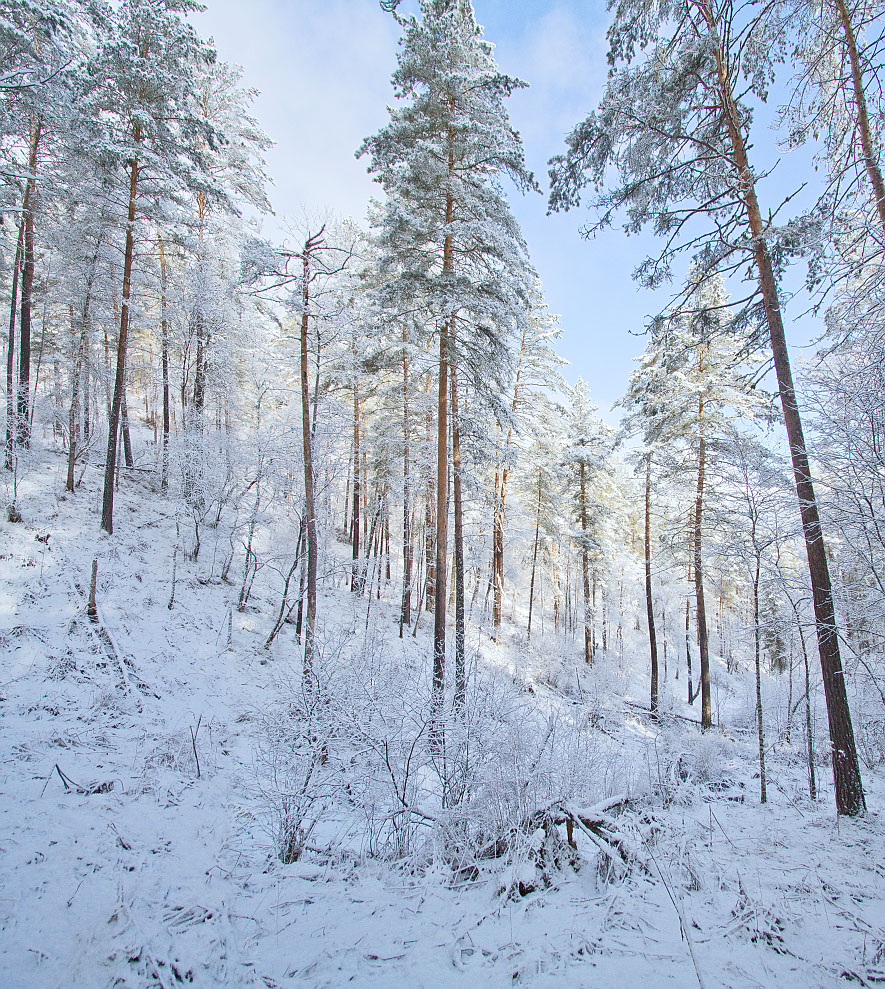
[
  {"x1": 564, "y1": 380, "x2": 613, "y2": 666},
  {"x1": 83, "y1": 0, "x2": 219, "y2": 535},
  {"x1": 360, "y1": 0, "x2": 537, "y2": 720},
  {"x1": 550, "y1": 0, "x2": 866, "y2": 815}
]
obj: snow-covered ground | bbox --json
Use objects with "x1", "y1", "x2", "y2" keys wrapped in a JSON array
[{"x1": 2, "y1": 447, "x2": 884, "y2": 988}]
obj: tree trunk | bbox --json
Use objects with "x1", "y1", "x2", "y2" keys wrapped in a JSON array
[
  {"x1": 157, "y1": 233, "x2": 170, "y2": 492},
  {"x1": 801, "y1": 620, "x2": 817, "y2": 801},
  {"x1": 400, "y1": 329, "x2": 412, "y2": 635},
  {"x1": 753, "y1": 556, "x2": 767, "y2": 803},
  {"x1": 433, "y1": 319, "x2": 449, "y2": 717},
  {"x1": 101, "y1": 129, "x2": 141, "y2": 535},
  {"x1": 83, "y1": 311, "x2": 91, "y2": 443},
  {"x1": 352, "y1": 383, "x2": 363, "y2": 593},
  {"x1": 432, "y1": 155, "x2": 455, "y2": 721},
  {"x1": 706, "y1": 9, "x2": 865, "y2": 813},
  {"x1": 451, "y1": 357, "x2": 465, "y2": 708},
  {"x1": 192, "y1": 314, "x2": 206, "y2": 419},
  {"x1": 694, "y1": 387, "x2": 712, "y2": 729},
  {"x1": 17, "y1": 117, "x2": 42, "y2": 448},
  {"x1": 579, "y1": 459, "x2": 593, "y2": 665},
  {"x1": 491, "y1": 327, "x2": 527, "y2": 637},
  {"x1": 527, "y1": 468, "x2": 542, "y2": 638},
  {"x1": 834, "y1": 0, "x2": 885, "y2": 228},
  {"x1": 5, "y1": 216, "x2": 23, "y2": 470},
  {"x1": 492, "y1": 465, "x2": 504, "y2": 634},
  {"x1": 645, "y1": 453, "x2": 659, "y2": 713},
  {"x1": 299, "y1": 231, "x2": 323, "y2": 681},
  {"x1": 66, "y1": 308, "x2": 81, "y2": 493},
  {"x1": 66, "y1": 290, "x2": 91, "y2": 493},
  {"x1": 424, "y1": 472, "x2": 435, "y2": 612},
  {"x1": 121, "y1": 390, "x2": 133, "y2": 468}
]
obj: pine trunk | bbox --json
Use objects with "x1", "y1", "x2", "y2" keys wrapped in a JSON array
[
  {"x1": 424, "y1": 472, "x2": 435, "y2": 612},
  {"x1": 17, "y1": 117, "x2": 42, "y2": 449},
  {"x1": 158, "y1": 234, "x2": 170, "y2": 492},
  {"x1": 753, "y1": 557, "x2": 767, "y2": 803},
  {"x1": 101, "y1": 130, "x2": 140, "y2": 535},
  {"x1": 400, "y1": 331, "x2": 412, "y2": 635},
  {"x1": 491, "y1": 328, "x2": 526, "y2": 637},
  {"x1": 352, "y1": 384, "x2": 363, "y2": 593},
  {"x1": 432, "y1": 153, "x2": 455, "y2": 720},
  {"x1": 492, "y1": 470, "x2": 504, "y2": 634},
  {"x1": 5, "y1": 217, "x2": 23, "y2": 470},
  {"x1": 694, "y1": 391, "x2": 712, "y2": 729},
  {"x1": 579, "y1": 460, "x2": 592, "y2": 665},
  {"x1": 121, "y1": 390, "x2": 133, "y2": 468},
  {"x1": 645, "y1": 453, "x2": 659, "y2": 713},
  {"x1": 433, "y1": 319, "x2": 449, "y2": 717},
  {"x1": 299, "y1": 234, "x2": 322, "y2": 681},
  {"x1": 834, "y1": 0, "x2": 885, "y2": 228},
  {"x1": 527, "y1": 468, "x2": 542, "y2": 638},
  {"x1": 451, "y1": 357, "x2": 465, "y2": 708},
  {"x1": 707, "y1": 6, "x2": 865, "y2": 813}
]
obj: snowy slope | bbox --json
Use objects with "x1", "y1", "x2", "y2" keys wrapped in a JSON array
[{"x1": 1, "y1": 447, "x2": 884, "y2": 988}]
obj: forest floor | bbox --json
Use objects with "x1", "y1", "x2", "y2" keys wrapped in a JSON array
[{"x1": 1, "y1": 445, "x2": 885, "y2": 988}]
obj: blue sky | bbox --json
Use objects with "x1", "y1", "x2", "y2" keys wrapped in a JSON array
[{"x1": 194, "y1": 0, "x2": 821, "y2": 421}]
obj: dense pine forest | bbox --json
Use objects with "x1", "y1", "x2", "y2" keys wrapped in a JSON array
[{"x1": 2, "y1": 0, "x2": 885, "y2": 985}]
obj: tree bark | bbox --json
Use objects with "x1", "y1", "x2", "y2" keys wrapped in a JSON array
[
  {"x1": 157, "y1": 233, "x2": 170, "y2": 492},
  {"x1": 192, "y1": 314, "x2": 206, "y2": 419},
  {"x1": 352, "y1": 378, "x2": 363, "y2": 593},
  {"x1": 66, "y1": 307, "x2": 81, "y2": 493},
  {"x1": 101, "y1": 126, "x2": 141, "y2": 535},
  {"x1": 17, "y1": 116, "x2": 42, "y2": 448},
  {"x1": 645, "y1": 453, "x2": 659, "y2": 713},
  {"x1": 694, "y1": 382, "x2": 712, "y2": 729},
  {"x1": 579, "y1": 459, "x2": 593, "y2": 665},
  {"x1": 5, "y1": 216, "x2": 23, "y2": 470},
  {"x1": 492, "y1": 464, "x2": 504, "y2": 634},
  {"x1": 703, "y1": 0, "x2": 865, "y2": 814},
  {"x1": 400, "y1": 328, "x2": 412, "y2": 635},
  {"x1": 451, "y1": 356, "x2": 465, "y2": 708},
  {"x1": 491, "y1": 328, "x2": 527, "y2": 637},
  {"x1": 299, "y1": 231, "x2": 323, "y2": 681},
  {"x1": 121, "y1": 390, "x2": 133, "y2": 468},
  {"x1": 527, "y1": 468, "x2": 542, "y2": 638},
  {"x1": 433, "y1": 318, "x2": 449, "y2": 716},
  {"x1": 424, "y1": 468, "x2": 435, "y2": 611},
  {"x1": 432, "y1": 151, "x2": 455, "y2": 721},
  {"x1": 753, "y1": 555, "x2": 767, "y2": 803},
  {"x1": 834, "y1": 0, "x2": 885, "y2": 228}
]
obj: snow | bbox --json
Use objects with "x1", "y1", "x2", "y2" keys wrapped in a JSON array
[{"x1": 1, "y1": 445, "x2": 884, "y2": 988}]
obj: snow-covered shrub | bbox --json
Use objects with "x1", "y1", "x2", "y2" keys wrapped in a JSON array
[
  {"x1": 856, "y1": 714, "x2": 885, "y2": 770},
  {"x1": 253, "y1": 629, "x2": 615, "y2": 887},
  {"x1": 650, "y1": 729, "x2": 737, "y2": 804}
]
